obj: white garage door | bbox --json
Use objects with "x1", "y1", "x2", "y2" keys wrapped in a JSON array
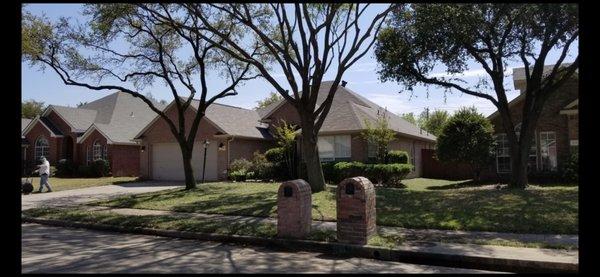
[{"x1": 151, "y1": 141, "x2": 218, "y2": 181}]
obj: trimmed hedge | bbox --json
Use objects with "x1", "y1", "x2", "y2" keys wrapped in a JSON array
[
  {"x1": 386, "y1": 150, "x2": 409, "y2": 164},
  {"x1": 91, "y1": 159, "x2": 111, "y2": 177},
  {"x1": 55, "y1": 159, "x2": 77, "y2": 177},
  {"x1": 265, "y1": 147, "x2": 285, "y2": 164},
  {"x1": 228, "y1": 170, "x2": 247, "y2": 182},
  {"x1": 332, "y1": 161, "x2": 412, "y2": 186},
  {"x1": 230, "y1": 158, "x2": 252, "y2": 172}
]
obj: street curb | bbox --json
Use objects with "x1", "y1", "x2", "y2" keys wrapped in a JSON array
[{"x1": 22, "y1": 216, "x2": 577, "y2": 273}]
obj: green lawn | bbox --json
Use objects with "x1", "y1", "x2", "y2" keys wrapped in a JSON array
[
  {"x1": 95, "y1": 179, "x2": 578, "y2": 234},
  {"x1": 22, "y1": 176, "x2": 139, "y2": 192}
]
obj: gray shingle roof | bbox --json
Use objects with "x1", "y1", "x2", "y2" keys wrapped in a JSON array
[
  {"x1": 48, "y1": 105, "x2": 97, "y2": 132},
  {"x1": 22, "y1": 118, "x2": 32, "y2": 133},
  {"x1": 512, "y1": 63, "x2": 576, "y2": 81},
  {"x1": 268, "y1": 81, "x2": 436, "y2": 141},
  {"x1": 257, "y1": 98, "x2": 285, "y2": 118},
  {"x1": 191, "y1": 101, "x2": 272, "y2": 140},
  {"x1": 43, "y1": 92, "x2": 164, "y2": 144},
  {"x1": 39, "y1": 117, "x2": 64, "y2": 136},
  {"x1": 80, "y1": 92, "x2": 165, "y2": 144}
]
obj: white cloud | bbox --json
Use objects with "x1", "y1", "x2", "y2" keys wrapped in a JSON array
[{"x1": 429, "y1": 67, "x2": 513, "y2": 79}]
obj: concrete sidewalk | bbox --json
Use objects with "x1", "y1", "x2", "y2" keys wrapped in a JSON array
[
  {"x1": 21, "y1": 181, "x2": 182, "y2": 211},
  {"x1": 83, "y1": 205, "x2": 579, "y2": 250},
  {"x1": 22, "y1": 223, "x2": 499, "y2": 273}
]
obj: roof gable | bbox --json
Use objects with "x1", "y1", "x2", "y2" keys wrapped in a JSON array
[{"x1": 263, "y1": 81, "x2": 435, "y2": 141}]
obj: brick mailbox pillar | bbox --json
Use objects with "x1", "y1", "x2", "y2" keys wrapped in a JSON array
[
  {"x1": 337, "y1": 177, "x2": 376, "y2": 245},
  {"x1": 277, "y1": 179, "x2": 312, "y2": 238}
]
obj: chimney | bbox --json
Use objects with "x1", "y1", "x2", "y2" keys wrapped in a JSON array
[{"x1": 341, "y1": 80, "x2": 347, "y2": 87}]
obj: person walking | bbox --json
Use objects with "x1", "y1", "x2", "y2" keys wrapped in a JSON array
[{"x1": 33, "y1": 156, "x2": 52, "y2": 193}]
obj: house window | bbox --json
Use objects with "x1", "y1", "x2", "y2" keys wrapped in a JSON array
[
  {"x1": 540, "y1": 131, "x2": 557, "y2": 171},
  {"x1": 528, "y1": 134, "x2": 538, "y2": 171},
  {"x1": 93, "y1": 140, "x2": 103, "y2": 161},
  {"x1": 495, "y1": 133, "x2": 511, "y2": 173},
  {"x1": 318, "y1": 135, "x2": 351, "y2": 161},
  {"x1": 570, "y1": 140, "x2": 578, "y2": 154},
  {"x1": 367, "y1": 141, "x2": 377, "y2": 158},
  {"x1": 86, "y1": 146, "x2": 91, "y2": 165},
  {"x1": 34, "y1": 137, "x2": 50, "y2": 161}
]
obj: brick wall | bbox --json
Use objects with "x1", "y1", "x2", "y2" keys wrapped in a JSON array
[
  {"x1": 78, "y1": 129, "x2": 108, "y2": 164},
  {"x1": 266, "y1": 101, "x2": 301, "y2": 133},
  {"x1": 109, "y1": 144, "x2": 141, "y2": 176},
  {"x1": 277, "y1": 179, "x2": 312, "y2": 238},
  {"x1": 490, "y1": 78, "x2": 578, "y2": 172},
  {"x1": 24, "y1": 122, "x2": 60, "y2": 166},
  {"x1": 46, "y1": 111, "x2": 72, "y2": 134},
  {"x1": 336, "y1": 177, "x2": 376, "y2": 245}
]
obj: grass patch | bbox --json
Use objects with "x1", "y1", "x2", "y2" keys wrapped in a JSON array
[
  {"x1": 23, "y1": 207, "x2": 574, "y2": 250},
  {"x1": 95, "y1": 179, "x2": 578, "y2": 234},
  {"x1": 22, "y1": 176, "x2": 139, "y2": 193}
]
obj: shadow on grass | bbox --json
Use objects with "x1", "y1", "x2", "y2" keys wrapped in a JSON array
[{"x1": 426, "y1": 180, "x2": 496, "y2": 190}]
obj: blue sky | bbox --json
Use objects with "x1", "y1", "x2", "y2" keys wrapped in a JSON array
[{"x1": 21, "y1": 4, "x2": 578, "y2": 117}]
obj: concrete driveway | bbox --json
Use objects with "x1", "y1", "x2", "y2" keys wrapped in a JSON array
[
  {"x1": 21, "y1": 181, "x2": 183, "y2": 210},
  {"x1": 21, "y1": 223, "x2": 498, "y2": 273}
]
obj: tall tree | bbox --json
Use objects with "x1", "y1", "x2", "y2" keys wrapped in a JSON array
[
  {"x1": 436, "y1": 107, "x2": 495, "y2": 182},
  {"x1": 22, "y1": 99, "x2": 45, "y2": 119},
  {"x1": 76, "y1": 101, "x2": 88, "y2": 108},
  {"x1": 175, "y1": 4, "x2": 393, "y2": 192},
  {"x1": 255, "y1": 92, "x2": 283, "y2": 110},
  {"x1": 22, "y1": 4, "x2": 262, "y2": 190},
  {"x1": 375, "y1": 4, "x2": 578, "y2": 188},
  {"x1": 360, "y1": 110, "x2": 397, "y2": 163},
  {"x1": 400, "y1": 112, "x2": 417, "y2": 125},
  {"x1": 418, "y1": 109, "x2": 449, "y2": 137}
]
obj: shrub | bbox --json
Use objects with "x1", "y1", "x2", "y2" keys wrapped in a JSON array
[
  {"x1": 368, "y1": 163, "x2": 413, "y2": 186},
  {"x1": 249, "y1": 151, "x2": 274, "y2": 180},
  {"x1": 436, "y1": 107, "x2": 495, "y2": 181},
  {"x1": 228, "y1": 170, "x2": 247, "y2": 182},
  {"x1": 333, "y1": 161, "x2": 367, "y2": 183},
  {"x1": 386, "y1": 151, "x2": 409, "y2": 164},
  {"x1": 333, "y1": 161, "x2": 412, "y2": 186},
  {"x1": 265, "y1": 147, "x2": 285, "y2": 164},
  {"x1": 230, "y1": 158, "x2": 252, "y2": 172},
  {"x1": 49, "y1": 166, "x2": 57, "y2": 177},
  {"x1": 55, "y1": 159, "x2": 77, "y2": 177},
  {"x1": 77, "y1": 165, "x2": 92, "y2": 177},
  {"x1": 321, "y1": 162, "x2": 337, "y2": 183},
  {"x1": 562, "y1": 152, "x2": 578, "y2": 183},
  {"x1": 90, "y1": 159, "x2": 111, "y2": 177}
]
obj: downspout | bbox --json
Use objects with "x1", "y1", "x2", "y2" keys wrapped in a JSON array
[{"x1": 227, "y1": 136, "x2": 235, "y2": 177}]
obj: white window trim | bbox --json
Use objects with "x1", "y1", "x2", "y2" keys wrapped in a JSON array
[
  {"x1": 495, "y1": 133, "x2": 511, "y2": 173},
  {"x1": 318, "y1": 135, "x2": 351, "y2": 161},
  {"x1": 34, "y1": 137, "x2": 50, "y2": 161},
  {"x1": 92, "y1": 140, "x2": 103, "y2": 161},
  {"x1": 539, "y1": 131, "x2": 558, "y2": 172}
]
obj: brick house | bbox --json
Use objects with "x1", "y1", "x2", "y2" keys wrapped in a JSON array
[
  {"x1": 488, "y1": 65, "x2": 578, "y2": 177},
  {"x1": 137, "y1": 81, "x2": 435, "y2": 181},
  {"x1": 22, "y1": 92, "x2": 164, "y2": 176}
]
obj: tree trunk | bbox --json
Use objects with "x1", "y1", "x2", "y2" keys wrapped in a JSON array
[
  {"x1": 180, "y1": 143, "x2": 196, "y2": 190},
  {"x1": 509, "y1": 153, "x2": 528, "y2": 189},
  {"x1": 300, "y1": 126, "x2": 326, "y2": 192}
]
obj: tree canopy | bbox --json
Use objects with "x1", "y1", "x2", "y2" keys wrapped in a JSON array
[
  {"x1": 374, "y1": 4, "x2": 578, "y2": 187},
  {"x1": 22, "y1": 4, "x2": 263, "y2": 189},
  {"x1": 22, "y1": 99, "x2": 45, "y2": 119},
  {"x1": 255, "y1": 92, "x2": 283, "y2": 110},
  {"x1": 436, "y1": 107, "x2": 495, "y2": 181}
]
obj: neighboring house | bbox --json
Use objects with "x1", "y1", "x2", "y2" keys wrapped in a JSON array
[
  {"x1": 137, "y1": 81, "x2": 435, "y2": 181},
  {"x1": 22, "y1": 118, "x2": 32, "y2": 174},
  {"x1": 22, "y1": 92, "x2": 164, "y2": 176},
  {"x1": 488, "y1": 64, "x2": 578, "y2": 177}
]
